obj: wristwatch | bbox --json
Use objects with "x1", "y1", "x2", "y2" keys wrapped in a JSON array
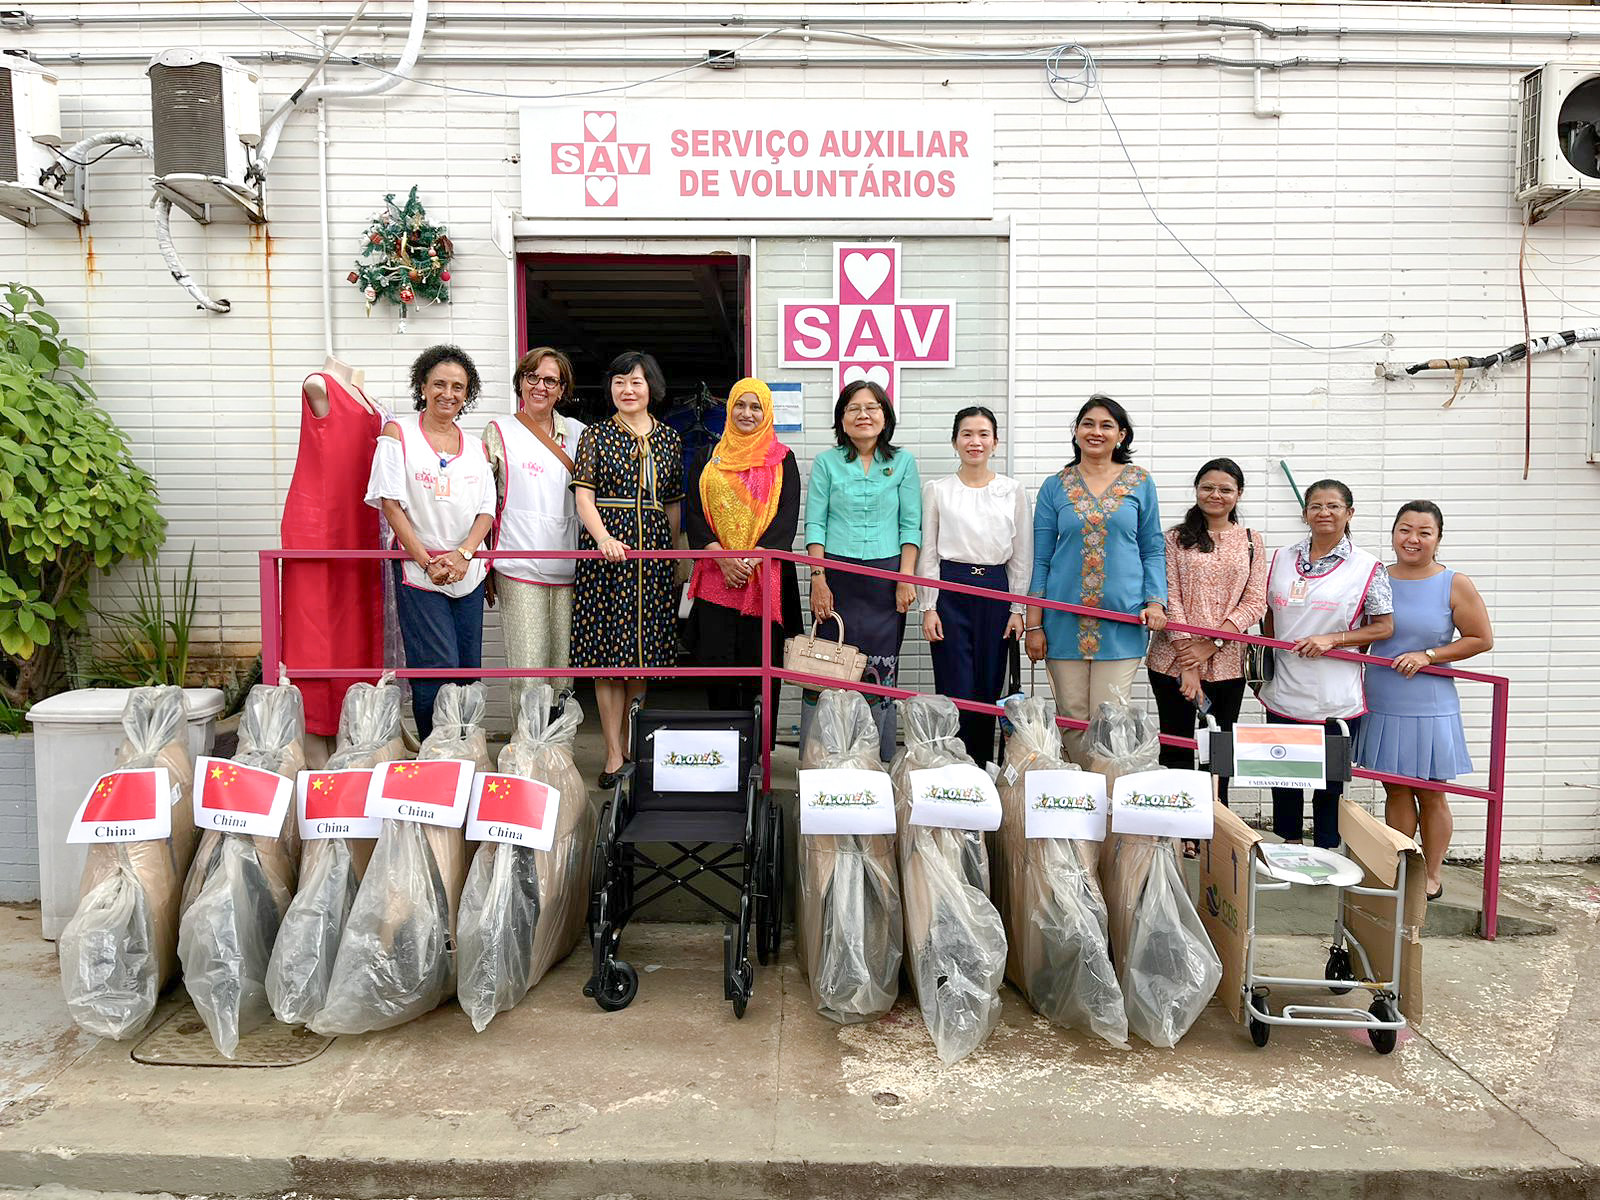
[
  {"x1": 456, "y1": 545, "x2": 474, "y2": 560},
  {"x1": 1424, "y1": 647, "x2": 1437, "y2": 662},
  {"x1": 1213, "y1": 637, "x2": 1226, "y2": 648}
]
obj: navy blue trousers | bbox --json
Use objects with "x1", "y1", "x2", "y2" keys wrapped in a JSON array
[
  {"x1": 1268, "y1": 710, "x2": 1361, "y2": 849},
  {"x1": 392, "y1": 561, "x2": 485, "y2": 743},
  {"x1": 928, "y1": 561, "x2": 1013, "y2": 766}
]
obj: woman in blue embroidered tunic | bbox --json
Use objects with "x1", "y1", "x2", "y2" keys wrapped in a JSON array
[{"x1": 1024, "y1": 395, "x2": 1167, "y2": 764}]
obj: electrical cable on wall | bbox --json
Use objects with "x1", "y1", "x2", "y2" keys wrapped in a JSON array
[{"x1": 1044, "y1": 43, "x2": 1386, "y2": 354}]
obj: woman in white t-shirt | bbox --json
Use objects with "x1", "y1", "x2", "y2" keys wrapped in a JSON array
[
  {"x1": 917, "y1": 405, "x2": 1031, "y2": 765},
  {"x1": 485, "y1": 346, "x2": 586, "y2": 707},
  {"x1": 364, "y1": 344, "x2": 496, "y2": 741}
]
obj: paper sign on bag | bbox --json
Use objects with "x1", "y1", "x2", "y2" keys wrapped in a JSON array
[
  {"x1": 193, "y1": 755, "x2": 294, "y2": 838},
  {"x1": 67, "y1": 768, "x2": 172, "y2": 844},
  {"x1": 1024, "y1": 769, "x2": 1108, "y2": 841},
  {"x1": 908, "y1": 763, "x2": 1002, "y2": 832},
  {"x1": 798, "y1": 768, "x2": 896, "y2": 836},
  {"x1": 1110, "y1": 768, "x2": 1214, "y2": 840},
  {"x1": 467, "y1": 773, "x2": 561, "y2": 850},
  {"x1": 366, "y1": 759, "x2": 474, "y2": 828},
  {"x1": 652, "y1": 728, "x2": 740, "y2": 793},
  {"x1": 297, "y1": 769, "x2": 381, "y2": 840}
]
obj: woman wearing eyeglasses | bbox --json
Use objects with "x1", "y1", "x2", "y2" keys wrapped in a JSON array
[
  {"x1": 801, "y1": 380, "x2": 922, "y2": 760},
  {"x1": 485, "y1": 346, "x2": 587, "y2": 709},
  {"x1": 1259, "y1": 479, "x2": 1394, "y2": 848}
]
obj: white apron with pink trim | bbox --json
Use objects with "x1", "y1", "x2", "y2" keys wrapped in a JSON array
[
  {"x1": 489, "y1": 415, "x2": 584, "y2": 586},
  {"x1": 1259, "y1": 543, "x2": 1380, "y2": 722}
]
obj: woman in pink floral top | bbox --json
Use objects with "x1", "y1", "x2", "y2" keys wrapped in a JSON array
[{"x1": 1146, "y1": 458, "x2": 1267, "y2": 816}]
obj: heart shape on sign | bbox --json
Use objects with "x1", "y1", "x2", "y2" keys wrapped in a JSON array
[
  {"x1": 843, "y1": 365, "x2": 892, "y2": 390},
  {"x1": 585, "y1": 176, "x2": 618, "y2": 205},
  {"x1": 842, "y1": 251, "x2": 893, "y2": 303},
  {"x1": 584, "y1": 112, "x2": 617, "y2": 142}
]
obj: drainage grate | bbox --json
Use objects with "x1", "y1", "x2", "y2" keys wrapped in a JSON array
[{"x1": 131, "y1": 1000, "x2": 334, "y2": 1068}]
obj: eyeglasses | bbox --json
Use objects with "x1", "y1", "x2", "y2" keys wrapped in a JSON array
[
  {"x1": 1197, "y1": 485, "x2": 1238, "y2": 497},
  {"x1": 843, "y1": 404, "x2": 883, "y2": 418},
  {"x1": 1307, "y1": 503, "x2": 1348, "y2": 515},
  {"x1": 524, "y1": 375, "x2": 563, "y2": 391}
]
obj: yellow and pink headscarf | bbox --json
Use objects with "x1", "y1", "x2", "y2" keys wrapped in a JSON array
[{"x1": 693, "y1": 378, "x2": 790, "y2": 617}]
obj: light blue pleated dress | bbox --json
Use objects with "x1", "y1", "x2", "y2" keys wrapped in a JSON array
[{"x1": 1356, "y1": 569, "x2": 1473, "y2": 782}]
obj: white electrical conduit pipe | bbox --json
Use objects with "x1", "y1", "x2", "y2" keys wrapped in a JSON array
[
  {"x1": 256, "y1": 0, "x2": 426, "y2": 168},
  {"x1": 58, "y1": 130, "x2": 150, "y2": 164},
  {"x1": 153, "y1": 194, "x2": 229, "y2": 314}
]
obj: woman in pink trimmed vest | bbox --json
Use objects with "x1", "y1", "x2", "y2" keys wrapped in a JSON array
[
  {"x1": 1259, "y1": 479, "x2": 1394, "y2": 848},
  {"x1": 485, "y1": 346, "x2": 587, "y2": 708}
]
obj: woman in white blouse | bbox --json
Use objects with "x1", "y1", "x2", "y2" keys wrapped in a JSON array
[
  {"x1": 918, "y1": 406, "x2": 1032, "y2": 764},
  {"x1": 364, "y1": 344, "x2": 496, "y2": 742}
]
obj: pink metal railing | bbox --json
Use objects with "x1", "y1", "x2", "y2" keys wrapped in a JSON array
[{"x1": 260, "y1": 546, "x2": 1513, "y2": 938}]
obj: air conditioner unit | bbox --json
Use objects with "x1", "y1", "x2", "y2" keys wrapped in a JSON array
[
  {"x1": 146, "y1": 48, "x2": 262, "y2": 222},
  {"x1": 0, "y1": 56, "x2": 72, "y2": 226},
  {"x1": 1516, "y1": 62, "x2": 1600, "y2": 220}
]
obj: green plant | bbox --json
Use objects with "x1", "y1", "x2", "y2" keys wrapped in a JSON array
[
  {"x1": 74, "y1": 546, "x2": 199, "y2": 688},
  {"x1": 0, "y1": 283, "x2": 166, "y2": 711}
]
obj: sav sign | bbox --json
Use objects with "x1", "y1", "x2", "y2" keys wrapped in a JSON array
[
  {"x1": 779, "y1": 243, "x2": 954, "y2": 405},
  {"x1": 521, "y1": 101, "x2": 993, "y2": 219}
]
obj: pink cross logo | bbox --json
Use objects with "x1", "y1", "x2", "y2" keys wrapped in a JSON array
[
  {"x1": 778, "y1": 243, "x2": 954, "y2": 405},
  {"x1": 550, "y1": 111, "x2": 652, "y2": 208}
]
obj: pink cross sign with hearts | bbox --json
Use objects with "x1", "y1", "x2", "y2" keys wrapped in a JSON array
[
  {"x1": 778, "y1": 243, "x2": 955, "y2": 404},
  {"x1": 550, "y1": 110, "x2": 653, "y2": 208}
]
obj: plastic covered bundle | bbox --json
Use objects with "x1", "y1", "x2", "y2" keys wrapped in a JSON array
[
  {"x1": 177, "y1": 684, "x2": 305, "y2": 1057},
  {"x1": 1088, "y1": 700, "x2": 1220, "y2": 1047},
  {"x1": 58, "y1": 687, "x2": 200, "y2": 1039},
  {"x1": 993, "y1": 697, "x2": 1127, "y2": 1047},
  {"x1": 311, "y1": 682, "x2": 488, "y2": 1035},
  {"x1": 267, "y1": 679, "x2": 407, "y2": 1025},
  {"x1": 889, "y1": 696, "x2": 1006, "y2": 1064},
  {"x1": 795, "y1": 689, "x2": 903, "y2": 1024},
  {"x1": 457, "y1": 685, "x2": 592, "y2": 1032}
]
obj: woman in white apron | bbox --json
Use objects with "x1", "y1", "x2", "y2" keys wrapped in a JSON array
[
  {"x1": 486, "y1": 346, "x2": 587, "y2": 708},
  {"x1": 1259, "y1": 479, "x2": 1394, "y2": 848},
  {"x1": 364, "y1": 345, "x2": 496, "y2": 741}
]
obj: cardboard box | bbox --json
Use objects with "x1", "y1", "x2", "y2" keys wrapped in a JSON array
[{"x1": 1197, "y1": 799, "x2": 1425, "y2": 1027}]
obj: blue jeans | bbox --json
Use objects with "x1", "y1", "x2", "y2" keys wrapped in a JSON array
[
  {"x1": 393, "y1": 562, "x2": 485, "y2": 743},
  {"x1": 1267, "y1": 710, "x2": 1361, "y2": 849}
]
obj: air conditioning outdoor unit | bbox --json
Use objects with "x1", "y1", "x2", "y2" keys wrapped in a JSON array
[
  {"x1": 1516, "y1": 62, "x2": 1600, "y2": 221},
  {"x1": 0, "y1": 56, "x2": 71, "y2": 226},
  {"x1": 146, "y1": 48, "x2": 262, "y2": 222}
]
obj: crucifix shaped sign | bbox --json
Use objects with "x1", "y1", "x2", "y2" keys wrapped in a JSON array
[{"x1": 778, "y1": 243, "x2": 954, "y2": 405}]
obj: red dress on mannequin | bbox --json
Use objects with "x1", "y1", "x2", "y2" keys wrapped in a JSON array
[{"x1": 280, "y1": 372, "x2": 384, "y2": 734}]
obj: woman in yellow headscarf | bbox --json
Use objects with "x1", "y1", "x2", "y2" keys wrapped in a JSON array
[{"x1": 686, "y1": 378, "x2": 802, "y2": 740}]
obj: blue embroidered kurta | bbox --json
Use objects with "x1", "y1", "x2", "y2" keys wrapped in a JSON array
[{"x1": 1028, "y1": 464, "x2": 1167, "y2": 661}]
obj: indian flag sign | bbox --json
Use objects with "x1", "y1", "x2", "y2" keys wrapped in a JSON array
[{"x1": 1232, "y1": 724, "x2": 1327, "y2": 790}]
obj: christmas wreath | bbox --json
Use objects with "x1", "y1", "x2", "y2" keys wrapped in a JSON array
[{"x1": 348, "y1": 185, "x2": 453, "y2": 321}]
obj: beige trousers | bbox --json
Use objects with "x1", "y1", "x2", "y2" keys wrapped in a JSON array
[
  {"x1": 499, "y1": 575, "x2": 574, "y2": 705},
  {"x1": 1045, "y1": 657, "x2": 1140, "y2": 766}
]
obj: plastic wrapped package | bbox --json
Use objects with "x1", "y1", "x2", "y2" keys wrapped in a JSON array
[
  {"x1": 457, "y1": 685, "x2": 593, "y2": 1032},
  {"x1": 58, "y1": 687, "x2": 200, "y2": 1039},
  {"x1": 177, "y1": 684, "x2": 306, "y2": 1057},
  {"x1": 888, "y1": 696, "x2": 1007, "y2": 1064},
  {"x1": 266, "y1": 679, "x2": 407, "y2": 1025},
  {"x1": 312, "y1": 683, "x2": 489, "y2": 1035},
  {"x1": 795, "y1": 689, "x2": 903, "y2": 1024},
  {"x1": 1087, "y1": 700, "x2": 1221, "y2": 1047},
  {"x1": 993, "y1": 697, "x2": 1127, "y2": 1047}
]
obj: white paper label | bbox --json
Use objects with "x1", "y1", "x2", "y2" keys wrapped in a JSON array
[
  {"x1": 192, "y1": 756, "x2": 294, "y2": 838},
  {"x1": 366, "y1": 759, "x2": 475, "y2": 828},
  {"x1": 908, "y1": 763, "x2": 1002, "y2": 832},
  {"x1": 1110, "y1": 768, "x2": 1214, "y2": 839},
  {"x1": 1230, "y1": 722, "x2": 1327, "y2": 790},
  {"x1": 296, "y1": 769, "x2": 382, "y2": 840},
  {"x1": 466, "y1": 773, "x2": 561, "y2": 850},
  {"x1": 652, "y1": 728, "x2": 740, "y2": 793},
  {"x1": 798, "y1": 768, "x2": 896, "y2": 836},
  {"x1": 67, "y1": 768, "x2": 173, "y2": 844},
  {"x1": 1023, "y1": 769, "x2": 1108, "y2": 842}
]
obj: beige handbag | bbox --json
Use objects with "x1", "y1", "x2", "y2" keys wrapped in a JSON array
[{"x1": 784, "y1": 612, "x2": 868, "y2": 683}]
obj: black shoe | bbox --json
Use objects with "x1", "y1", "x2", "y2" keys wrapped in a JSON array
[
  {"x1": 1426, "y1": 884, "x2": 1444, "y2": 902},
  {"x1": 598, "y1": 768, "x2": 621, "y2": 790}
]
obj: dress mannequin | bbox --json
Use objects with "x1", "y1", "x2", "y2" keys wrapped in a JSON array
[{"x1": 302, "y1": 356, "x2": 372, "y2": 418}]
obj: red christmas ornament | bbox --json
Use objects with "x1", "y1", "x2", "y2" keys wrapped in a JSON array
[
  {"x1": 399, "y1": 286, "x2": 416, "y2": 304},
  {"x1": 439, "y1": 270, "x2": 451, "y2": 283},
  {"x1": 368, "y1": 232, "x2": 383, "y2": 245},
  {"x1": 347, "y1": 270, "x2": 359, "y2": 284},
  {"x1": 409, "y1": 269, "x2": 420, "y2": 281}
]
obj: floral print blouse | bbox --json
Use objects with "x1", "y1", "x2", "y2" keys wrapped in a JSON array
[{"x1": 1146, "y1": 525, "x2": 1268, "y2": 681}]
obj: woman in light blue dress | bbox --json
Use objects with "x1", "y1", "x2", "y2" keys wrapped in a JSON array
[{"x1": 1356, "y1": 501, "x2": 1493, "y2": 902}]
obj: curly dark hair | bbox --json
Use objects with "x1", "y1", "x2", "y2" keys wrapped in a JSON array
[{"x1": 410, "y1": 343, "x2": 483, "y2": 412}]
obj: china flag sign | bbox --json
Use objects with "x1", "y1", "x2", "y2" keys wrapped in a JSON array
[
  {"x1": 192, "y1": 756, "x2": 294, "y2": 838},
  {"x1": 67, "y1": 768, "x2": 172, "y2": 844},
  {"x1": 296, "y1": 768, "x2": 381, "y2": 840},
  {"x1": 466, "y1": 773, "x2": 561, "y2": 850},
  {"x1": 367, "y1": 759, "x2": 474, "y2": 828}
]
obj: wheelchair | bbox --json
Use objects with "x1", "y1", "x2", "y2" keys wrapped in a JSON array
[{"x1": 583, "y1": 699, "x2": 784, "y2": 1018}]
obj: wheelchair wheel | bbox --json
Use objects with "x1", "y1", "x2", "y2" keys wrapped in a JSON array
[
  {"x1": 1325, "y1": 945, "x2": 1356, "y2": 996},
  {"x1": 587, "y1": 801, "x2": 611, "y2": 946},
  {"x1": 596, "y1": 959, "x2": 638, "y2": 1012},
  {"x1": 756, "y1": 803, "x2": 784, "y2": 965},
  {"x1": 1368, "y1": 997, "x2": 1399, "y2": 1055}
]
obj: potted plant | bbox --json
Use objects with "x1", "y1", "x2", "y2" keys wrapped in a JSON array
[{"x1": 0, "y1": 283, "x2": 166, "y2": 901}]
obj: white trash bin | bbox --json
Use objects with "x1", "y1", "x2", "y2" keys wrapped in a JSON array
[{"x1": 27, "y1": 687, "x2": 225, "y2": 940}]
